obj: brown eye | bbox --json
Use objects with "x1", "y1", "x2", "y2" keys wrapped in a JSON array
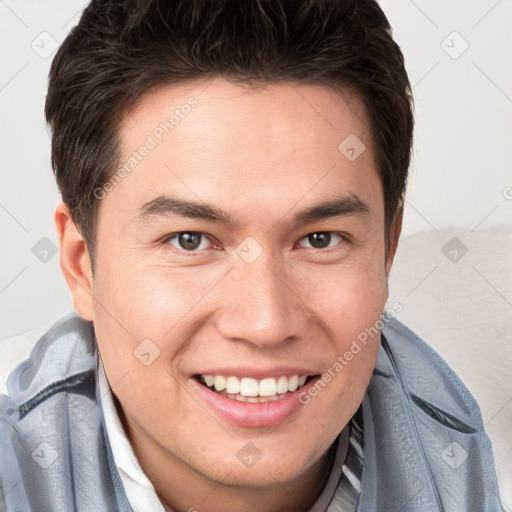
[
  {"x1": 298, "y1": 232, "x2": 344, "y2": 250},
  {"x1": 167, "y1": 232, "x2": 211, "y2": 251},
  {"x1": 178, "y1": 233, "x2": 201, "y2": 250},
  {"x1": 307, "y1": 232, "x2": 331, "y2": 249}
]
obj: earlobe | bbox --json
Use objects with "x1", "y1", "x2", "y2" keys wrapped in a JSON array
[{"x1": 55, "y1": 203, "x2": 95, "y2": 321}]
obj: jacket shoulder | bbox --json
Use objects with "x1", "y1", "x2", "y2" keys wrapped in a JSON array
[{"x1": 380, "y1": 316, "x2": 485, "y2": 431}]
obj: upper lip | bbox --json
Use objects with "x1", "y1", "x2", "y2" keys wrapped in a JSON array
[{"x1": 192, "y1": 366, "x2": 319, "y2": 380}]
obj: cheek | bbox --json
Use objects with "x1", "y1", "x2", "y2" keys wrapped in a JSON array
[
  {"x1": 93, "y1": 259, "x2": 222, "y2": 337},
  {"x1": 90, "y1": 260, "x2": 231, "y2": 393},
  {"x1": 302, "y1": 253, "x2": 388, "y2": 332},
  {"x1": 296, "y1": 251, "x2": 387, "y2": 393}
]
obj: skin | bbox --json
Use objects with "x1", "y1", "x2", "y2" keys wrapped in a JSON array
[{"x1": 56, "y1": 78, "x2": 402, "y2": 512}]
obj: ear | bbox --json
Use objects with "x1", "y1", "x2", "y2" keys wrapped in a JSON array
[
  {"x1": 385, "y1": 207, "x2": 403, "y2": 275},
  {"x1": 55, "y1": 202, "x2": 94, "y2": 321}
]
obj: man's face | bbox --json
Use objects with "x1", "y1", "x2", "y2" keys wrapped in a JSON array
[{"x1": 88, "y1": 79, "x2": 391, "y2": 487}]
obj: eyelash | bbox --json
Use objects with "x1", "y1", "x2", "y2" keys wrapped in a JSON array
[{"x1": 162, "y1": 231, "x2": 349, "y2": 254}]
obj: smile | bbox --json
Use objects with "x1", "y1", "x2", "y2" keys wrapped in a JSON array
[
  {"x1": 198, "y1": 374, "x2": 311, "y2": 403},
  {"x1": 192, "y1": 372, "x2": 320, "y2": 427}
]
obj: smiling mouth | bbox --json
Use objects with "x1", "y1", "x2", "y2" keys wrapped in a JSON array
[{"x1": 194, "y1": 374, "x2": 316, "y2": 403}]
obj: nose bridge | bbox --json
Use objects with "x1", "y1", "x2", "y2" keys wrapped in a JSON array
[{"x1": 216, "y1": 252, "x2": 308, "y2": 347}]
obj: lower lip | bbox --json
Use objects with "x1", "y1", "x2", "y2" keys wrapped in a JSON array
[{"x1": 191, "y1": 376, "x2": 320, "y2": 428}]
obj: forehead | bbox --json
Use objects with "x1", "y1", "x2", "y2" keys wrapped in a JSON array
[
  {"x1": 106, "y1": 78, "x2": 381, "y2": 226},
  {"x1": 121, "y1": 78, "x2": 371, "y2": 154}
]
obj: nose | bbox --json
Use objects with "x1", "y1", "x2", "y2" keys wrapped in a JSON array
[{"x1": 215, "y1": 254, "x2": 311, "y2": 348}]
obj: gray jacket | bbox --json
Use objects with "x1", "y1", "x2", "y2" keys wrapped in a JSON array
[{"x1": 0, "y1": 314, "x2": 503, "y2": 511}]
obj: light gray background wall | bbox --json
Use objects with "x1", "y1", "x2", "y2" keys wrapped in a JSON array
[{"x1": 1, "y1": 0, "x2": 511, "y2": 339}]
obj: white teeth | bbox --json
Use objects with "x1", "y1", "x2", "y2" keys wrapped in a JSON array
[
  {"x1": 276, "y1": 376, "x2": 289, "y2": 394},
  {"x1": 204, "y1": 375, "x2": 215, "y2": 387},
  {"x1": 288, "y1": 375, "x2": 299, "y2": 392},
  {"x1": 214, "y1": 375, "x2": 226, "y2": 391},
  {"x1": 233, "y1": 394, "x2": 276, "y2": 403},
  {"x1": 226, "y1": 376, "x2": 240, "y2": 394},
  {"x1": 259, "y1": 377, "x2": 277, "y2": 397},
  {"x1": 201, "y1": 374, "x2": 310, "y2": 398},
  {"x1": 240, "y1": 377, "x2": 259, "y2": 397}
]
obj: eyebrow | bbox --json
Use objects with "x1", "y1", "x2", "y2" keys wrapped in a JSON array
[{"x1": 137, "y1": 194, "x2": 369, "y2": 228}]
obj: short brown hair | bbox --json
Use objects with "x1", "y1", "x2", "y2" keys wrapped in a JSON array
[{"x1": 45, "y1": 0, "x2": 413, "y2": 264}]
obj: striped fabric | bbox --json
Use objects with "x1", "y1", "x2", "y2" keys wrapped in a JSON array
[
  {"x1": 325, "y1": 408, "x2": 364, "y2": 511},
  {"x1": 308, "y1": 406, "x2": 363, "y2": 512}
]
